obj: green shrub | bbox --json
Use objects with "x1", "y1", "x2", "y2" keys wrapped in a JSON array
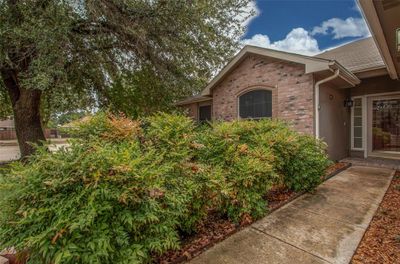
[
  {"x1": 0, "y1": 113, "x2": 330, "y2": 264},
  {"x1": 0, "y1": 113, "x2": 211, "y2": 263},
  {"x1": 143, "y1": 113, "x2": 218, "y2": 233},
  {"x1": 196, "y1": 119, "x2": 329, "y2": 194},
  {"x1": 281, "y1": 135, "x2": 330, "y2": 192},
  {"x1": 65, "y1": 112, "x2": 142, "y2": 141},
  {"x1": 247, "y1": 120, "x2": 330, "y2": 192},
  {"x1": 195, "y1": 121, "x2": 278, "y2": 222},
  {"x1": 144, "y1": 112, "x2": 194, "y2": 161}
]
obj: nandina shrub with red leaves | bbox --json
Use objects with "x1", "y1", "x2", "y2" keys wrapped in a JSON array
[
  {"x1": 195, "y1": 121, "x2": 278, "y2": 222},
  {"x1": 0, "y1": 113, "x2": 216, "y2": 264},
  {"x1": 194, "y1": 120, "x2": 329, "y2": 221},
  {"x1": 0, "y1": 113, "x2": 329, "y2": 264}
]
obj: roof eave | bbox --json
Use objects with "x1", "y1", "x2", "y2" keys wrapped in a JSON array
[
  {"x1": 357, "y1": 0, "x2": 399, "y2": 79},
  {"x1": 328, "y1": 61, "x2": 361, "y2": 86},
  {"x1": 175, "y1": 96, "x2": 212, "y2": 106},
  {"x1": 352, "y1": 65, "x2": 387, "y2": 73},
  {"x1": 353, "y1": 66, "x2": 388, "y2": 79},
  {"x1": 201, "y1": 46, "x2": 250, "y2": 96}
]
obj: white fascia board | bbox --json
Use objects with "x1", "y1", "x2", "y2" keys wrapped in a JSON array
[{"x1": 358, "y1": 0, "x2": 398, "y2": 79}]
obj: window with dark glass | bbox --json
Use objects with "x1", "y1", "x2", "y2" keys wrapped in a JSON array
[
  {"x1": 239, "y1": 90, "x2": 272, "y2": 119},
  {"x1": 199, "y1": 105, "x2": 211, "y2": 122}
]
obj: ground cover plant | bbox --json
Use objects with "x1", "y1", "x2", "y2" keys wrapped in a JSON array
[{"x1": 0, "y1": 113, "x2": 330, "y2": 264}]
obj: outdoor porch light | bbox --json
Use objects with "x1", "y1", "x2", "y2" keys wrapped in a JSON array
[
  {"x1": 397, "y1": 28, "x2": 400, "y2": 53},
  {"x1": 344, "y1": 98, "x2": 353, "y2": 107}
]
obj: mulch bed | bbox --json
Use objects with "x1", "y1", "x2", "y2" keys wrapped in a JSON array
[
  {"x1": 155, "y1": 162, "x2": 349, "y2": 264},
  {"x1": 324, "y1": 161, "x2": 350, "y2": 180},
  {"x1": 155, "y1": 186, "x2": 298, "y2": 264},
  {"x1": 351, "y1": 170, "x2": 400, "y2": 264}
]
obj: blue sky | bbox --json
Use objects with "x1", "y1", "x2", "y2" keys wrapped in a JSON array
[{"x1": 241, "y1": 0, "x2": 370, "y2": 55}]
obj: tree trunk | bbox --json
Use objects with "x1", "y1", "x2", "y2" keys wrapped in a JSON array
[
  {"x1": 13, "y1": 89, "x2": 46, "y2": 158},
  {"x1": 1, "y1": 69, "x2": 46, "y2": 159}
]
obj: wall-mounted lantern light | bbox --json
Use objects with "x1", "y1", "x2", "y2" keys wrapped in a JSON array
[{"x1": 344, "y1": 98, "x2": 353, "y2": 107}]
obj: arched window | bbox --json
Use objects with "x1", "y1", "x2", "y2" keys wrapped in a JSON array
[{"x1": 239, "y1": 89, "x2": 272, "y2": 119}]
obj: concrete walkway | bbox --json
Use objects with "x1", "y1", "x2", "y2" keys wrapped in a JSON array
[
  {"x1": 0, "y1": 145, "x2": 20, "y2": 163},
  {"x1": 190, "y1": 166, "x2": 394, "y2": 264},
  {"x1": 0, "y1": 142, "x2": 69, "y2": 163}
]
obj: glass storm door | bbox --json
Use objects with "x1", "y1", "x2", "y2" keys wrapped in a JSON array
[{"x1": 372, "y1": 98, "x2": 400, "y2": 153}]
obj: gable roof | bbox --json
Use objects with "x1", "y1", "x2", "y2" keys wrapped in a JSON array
[
  {"x1": 200, "y1": 45, "x2": 360, "y2": 96},
  {"x1": 175, "y1": 94, "x2": 212, "y2": 106},
  {"x1": 316, "y1": 37, "x2": 385, "y2": 73}
]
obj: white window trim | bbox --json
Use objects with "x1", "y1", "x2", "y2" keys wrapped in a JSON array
[
  {"x1": 351, "y1": 92, "x2": 400, "y2": 158},
  {"x1": 362, "y1": 96, "x2": 368, "y2": 158},
  {"x1": 351, "y1": 96, "x2": 365, "y2": 151}
]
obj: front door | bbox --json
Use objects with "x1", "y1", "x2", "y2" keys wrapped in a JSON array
[{"x1": 369, "y1": 95, "x2": 400, "y2": 158}]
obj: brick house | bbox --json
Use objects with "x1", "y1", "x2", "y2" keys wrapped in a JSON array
[
  {"x1": 177, "y1": 2, "x2": 400, "y2": 161},
  {"x1": 0, "y1": 119, "x2": 14, "y2": 131},
  {"x1": 0, "y1": 118, "x2": 60, "y2": 140}
]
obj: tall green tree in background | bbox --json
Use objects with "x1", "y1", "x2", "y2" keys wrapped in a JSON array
[{"x1": 0, "y1": 0, "x2": 254, "y2": 158}]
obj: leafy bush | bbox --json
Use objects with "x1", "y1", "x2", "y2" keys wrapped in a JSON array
[
  {"x1": 195, "y1": 121, "x2": 278, "y2": 222},
  {"x1": 0, "y1": 113, "x2": 212, "y2": 263},
  {"x1": 0, "y1": 113, "x2": 329, "y2": 264},
  {"x1": 243, "y1": 120, "x2": 331, "y2": 192},
  {"x1": 65, "y1": 112, "x2": 141, "y2": 141},
  {"x1": 143, "y1": 113, "x2": 219, "y2": 233},
  {"x1": 280, "y1": 135, "x2": 331, "y2": 192}
]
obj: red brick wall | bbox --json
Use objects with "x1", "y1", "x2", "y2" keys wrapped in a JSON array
[
  {"x1": 180, "y1": 101, "x2": 213, "y2": 122},
  {"x1": 0, "y1": 129, "x2": 17, "y2": 140},
  {"x1": 212, "y1": 55, "x2": 314, "y2": 134},
  {"x1": 181, "y1": 103, "x2": 199, "y2": 121}
]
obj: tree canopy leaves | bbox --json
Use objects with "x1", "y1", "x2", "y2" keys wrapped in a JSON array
[{"x1": 0, "y1": 0, "x2": 254, "y2": 120}]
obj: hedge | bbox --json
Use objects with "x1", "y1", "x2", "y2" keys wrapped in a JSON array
[{"x1": 0, "y1": 112, "x2": 330, "y2": 264}]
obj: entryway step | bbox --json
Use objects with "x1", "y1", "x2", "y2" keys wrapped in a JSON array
[{"x1": 341, "y1": 157, "x2": 400, "y2": 170}]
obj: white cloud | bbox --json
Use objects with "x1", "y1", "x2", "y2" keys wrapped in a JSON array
[
  {"x1": 228, "y1": 1, "x2": 259, "y2": 42},
  {"x1": 241, "y1": 34, "x2": 271, "y2": 48},
  {"x1": 242, "y1": 1, "x2": 260, "y2": 27},
  {"x1": 270, "y1": 28, "x2": 320, "y2": 55},
  {"x1": 234, "y1": 1, "x2": 259, "y2": 29},
  {"x1": 240, "y1": 15, "x2": 371, "y2": 56},
  {"x1": 241, "y1": 28, "x2": 320, "y2": 55},
  {"x1": 311, "y1": 17, "x2": 370, "y2": 39},
  {"x1": 351, "y1": 3, "x2": 361, "y2": 13}
]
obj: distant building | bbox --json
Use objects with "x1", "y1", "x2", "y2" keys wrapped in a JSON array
[{"x1": 0, "y1": 118, "x2": 14, "y2": 131}]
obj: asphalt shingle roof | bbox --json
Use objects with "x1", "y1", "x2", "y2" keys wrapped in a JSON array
[
  {"x1": 178, "y1": 37, "x2": 386, "y2": 105},
  {"x1": 175, "y1": 94, "x2": 212, "y2": 105},
  {"x1": 316, "y1": 37, "x2": 385, "y2": 73}
]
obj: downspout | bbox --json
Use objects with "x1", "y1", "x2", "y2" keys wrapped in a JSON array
[{"x1": 314, "y1": 69, "x2": 340, "y2": 138}]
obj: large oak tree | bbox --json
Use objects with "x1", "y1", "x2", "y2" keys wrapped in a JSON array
[{"x1": 0, "y1": 0, "x2": 253, "y2": 158}]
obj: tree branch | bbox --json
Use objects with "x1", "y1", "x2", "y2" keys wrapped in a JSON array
[{"x1": 0, "y1": 69, "x2": 20, "y2": 105}]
